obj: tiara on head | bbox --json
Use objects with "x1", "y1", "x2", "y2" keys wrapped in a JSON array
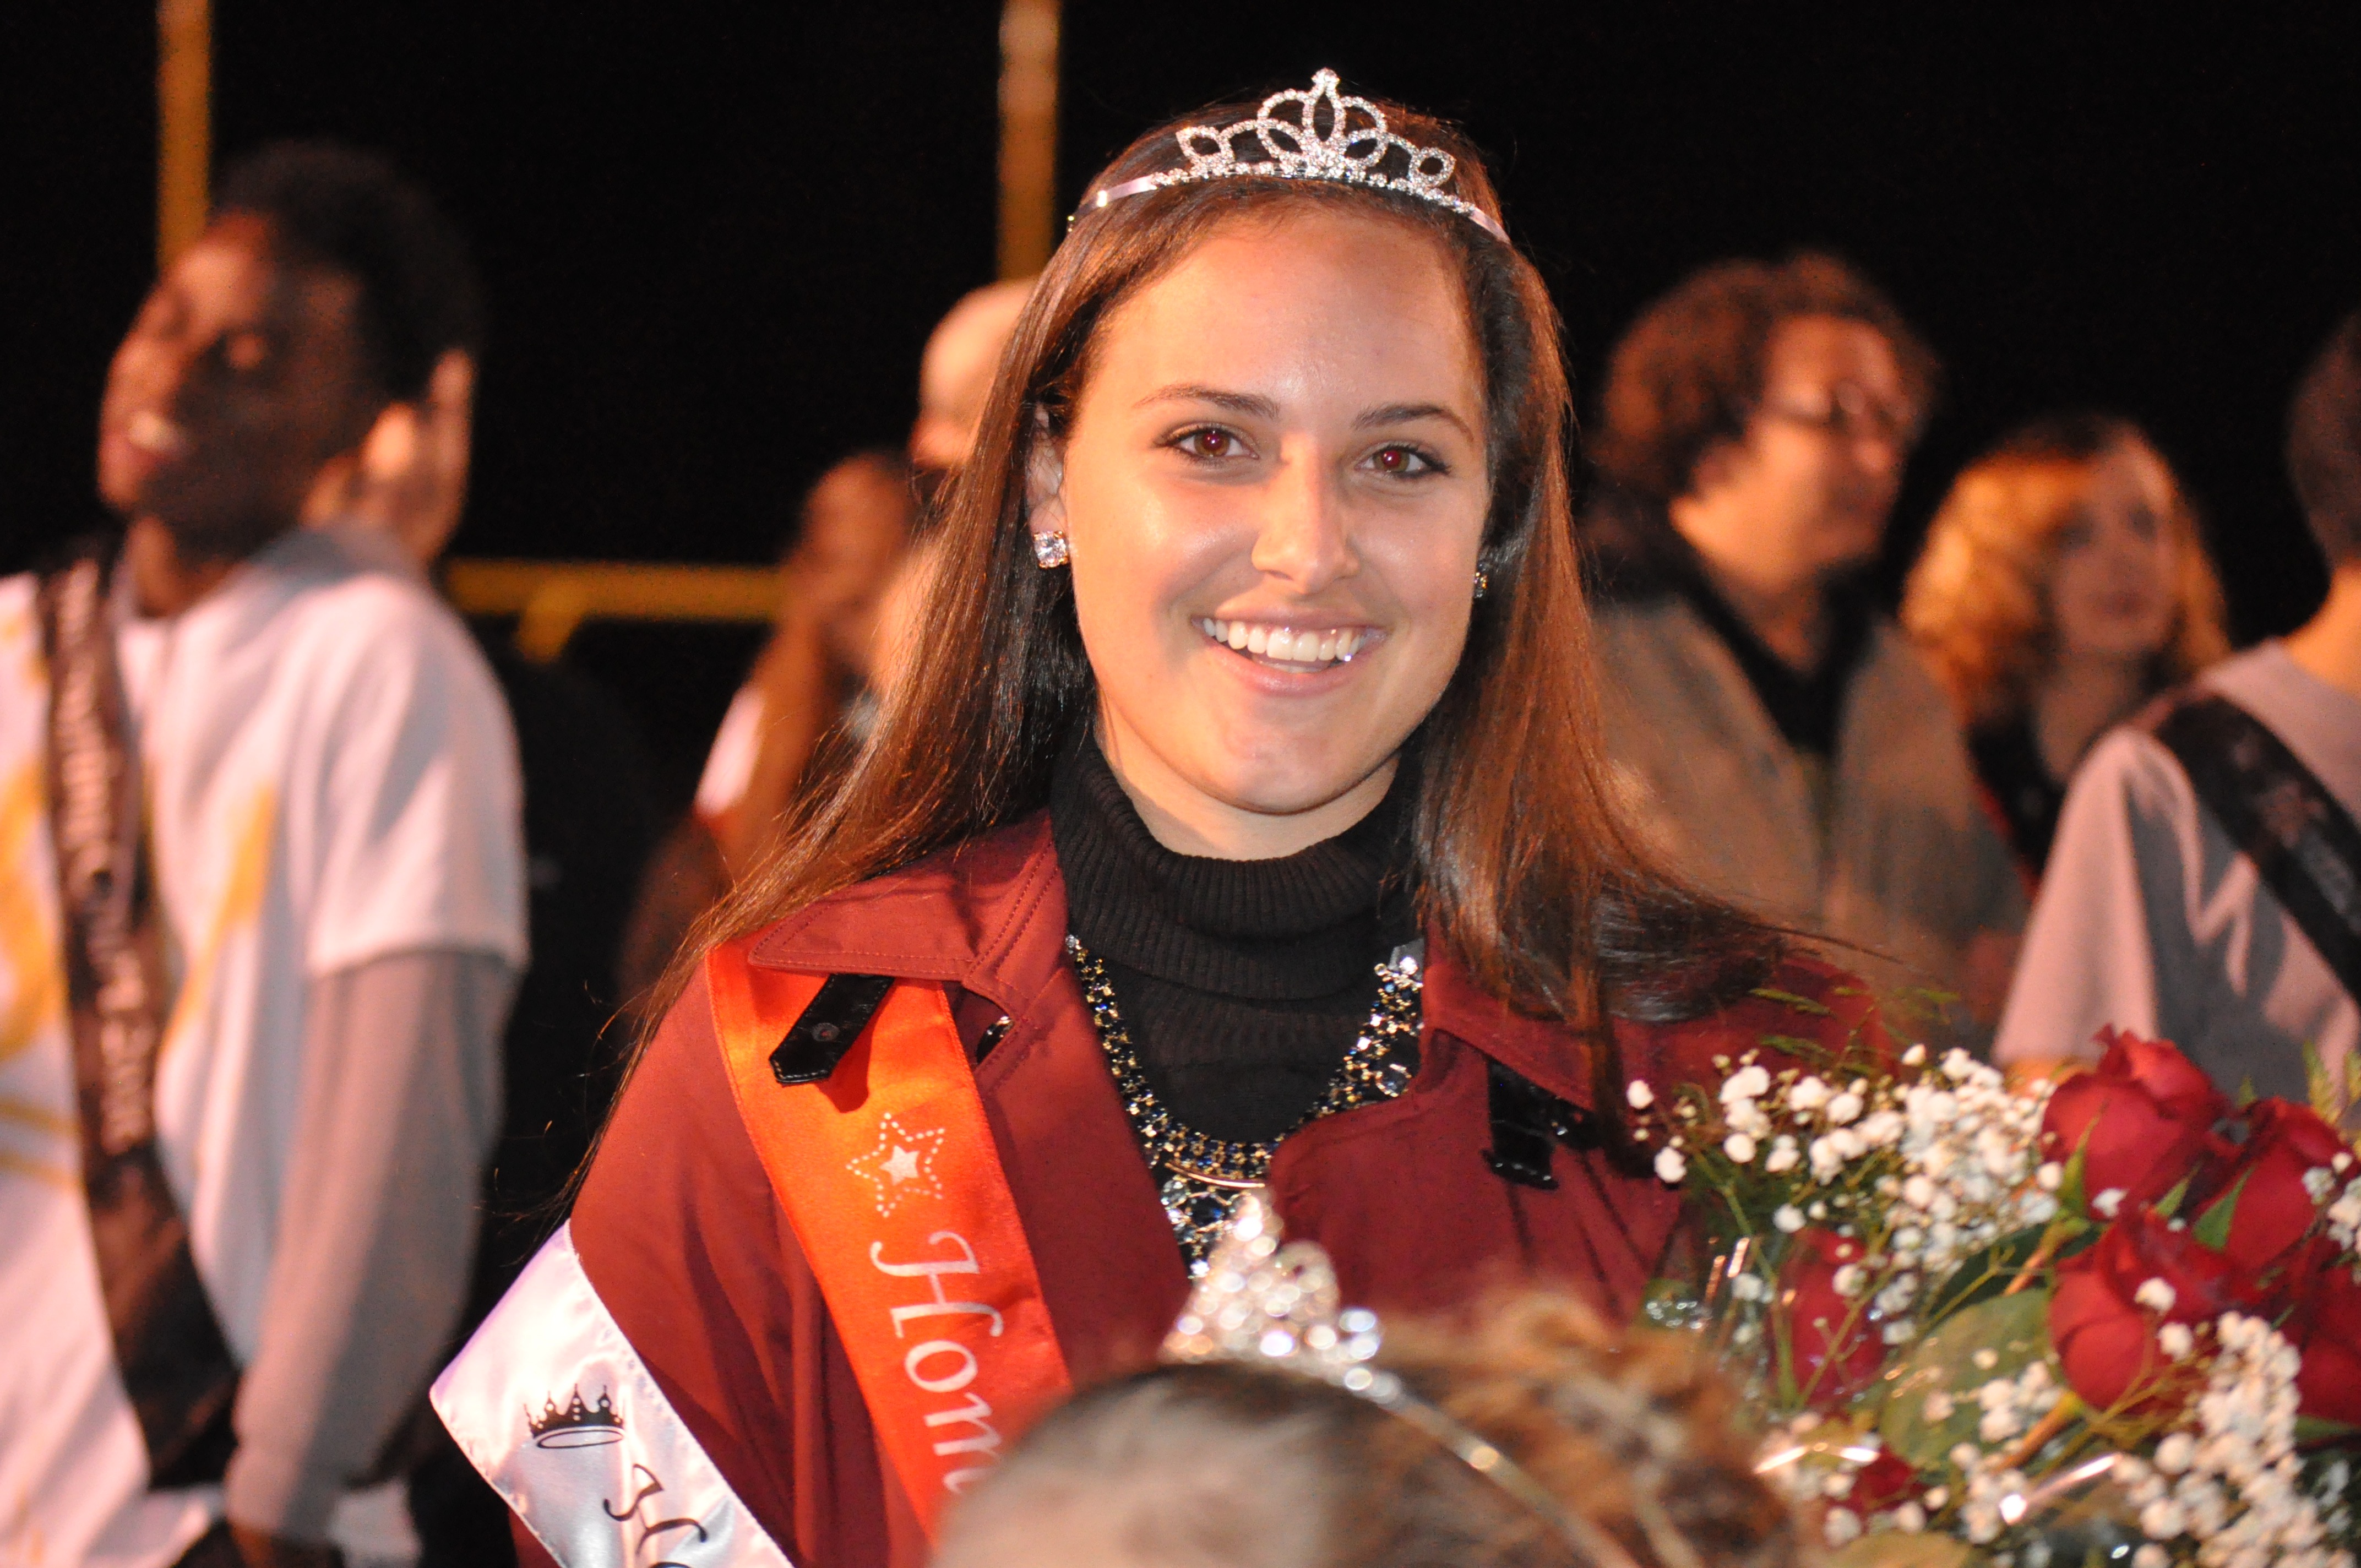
[
  {"x1": 1162, "y1": 1194, "x2": 1665, "y2": 1568},
  {"x1": 1079, "y1": 69, "x2": 1509, "y2": 243}
]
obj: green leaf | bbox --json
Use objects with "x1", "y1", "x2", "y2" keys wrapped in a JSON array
[
  {"x1": 2192, "y1": 1170, "x2": 2250, "y2": 1252},
  {"x1": 1921, "y1": 1223, "x2": 2053, "y2": 1319},
  {"x1": 2056, "y1": 1132, "x2": 2091, "y2": 1223},
  {"x1": 2153, "y1": 1174, "x2": 2191, "y2": 1220},
  {"x1": 1878, "y1": 1289, "x2": 2052, "y2": 1471},
  {"x1": 2308, "y1": 1040, "x2": 2342, "y2": 1124},
  {"x1": 1751, "y1": 987, "x2": 1834, "y2": 1016},
  {"x1": 2298, "y1": 1414, "x2": 2361, "y2": 1444},
  {"x1": 2237, "y1": 1076, "x2": 2259, "y2": 1109}
]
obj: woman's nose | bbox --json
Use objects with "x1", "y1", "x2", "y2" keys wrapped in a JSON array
[{"x1": 1248, "y1": 450, "x2": 1358, "y2": 593}]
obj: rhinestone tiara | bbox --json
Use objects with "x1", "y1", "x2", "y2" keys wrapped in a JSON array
[
  {"x1": 1162, "y1": 1194, "x2": 1662, "y2": 1568},
  {"x1": 1079, "y1": 69, "x2": 1509, "y2": 243}
]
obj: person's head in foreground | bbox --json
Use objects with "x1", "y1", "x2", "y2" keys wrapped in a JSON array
[
  {"x1": 700, "y1": 69, "x2": 1772, "y2": 1033},
  {"x1": 1588, "y1": 252, "x2": 1937, "y2": 620},
  {"x1": 935, "y1": 1286, "x2": 1800, "y2": 1568},
  {"x1": 1903, "y1": 411, "x2": 2228, "y2": 733}
]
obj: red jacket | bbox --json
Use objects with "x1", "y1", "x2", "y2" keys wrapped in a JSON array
[{"x1": 542, "y1": 814, "x2": 1873, "y2": 1567}]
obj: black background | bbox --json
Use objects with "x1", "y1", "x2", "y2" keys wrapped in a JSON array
[{"x1": 6, "y1": 6, "x2": 2357, "y2": 791}]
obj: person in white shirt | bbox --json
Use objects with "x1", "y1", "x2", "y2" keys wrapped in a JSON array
[
  {"x1": 0, "y1": 142, "x2": 526, "y2": 1568},
  {"x1": 1995, "y1": 309, "x2": 2361, "y2": 1112}
]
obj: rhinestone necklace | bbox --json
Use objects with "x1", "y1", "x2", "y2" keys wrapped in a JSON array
[{"x1": 1066, "y1": 934, "x2": 1424, "y2": 1275}]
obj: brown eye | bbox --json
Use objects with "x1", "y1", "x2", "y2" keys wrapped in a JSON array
[
  {"x1": 1368, "y1": 444, "x2": 1433, "y2": 476},
  {"x1": 1188, "y1": 428, "x2": 1234, "y2": 459}
]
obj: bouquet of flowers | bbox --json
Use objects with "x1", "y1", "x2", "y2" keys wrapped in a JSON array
[{"x1": 1634, "y1": 1006, "x2": 2361, "y2": 1568}]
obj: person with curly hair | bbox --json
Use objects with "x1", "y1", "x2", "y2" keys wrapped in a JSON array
[
  {"x1": 1902, "y1": 413, "x2": 2229, "y2": 883},
  {"x1": 933, "y1": 1290, "x2": 1802, "y2": 1568},
  {"x1": 1584, "y1": 253, "x2": 2024, "y2": 1036}
]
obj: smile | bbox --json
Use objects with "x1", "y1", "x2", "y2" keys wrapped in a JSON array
[
  {"x1": 1193, "y1": 617, "x2": 1374, "y2": 671},
  {"x1": 124, "y1": 410, "x2": 192, "y2": 458}
]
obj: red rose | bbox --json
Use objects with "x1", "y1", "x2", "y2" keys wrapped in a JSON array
[
  {"x1": 2208, "y1": 1100, "x2": 2349, "y2": 1276},
  {"x1": 1783, "y1": 1228, "x2": 1883, "y2": 1409},
  {"x1": 2049, "y1": 1209, "x2": 2249, "y2": 1413},
  {"x1": 2288, "y1": 1244, "x2": 2361, "y2": 1426},
  {"x1": 2042, "y1": 1028, "x2": 2229, "y2": 1210},
  {"x1": 1838, "y1": 1448, "x2": 1922, "y2": 1516}
]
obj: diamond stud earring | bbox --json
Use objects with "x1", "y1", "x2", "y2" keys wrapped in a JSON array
[
  {"x1": 1472, "y1": 567, "x2": 1489, "y2": 600},
  {"x1": 1033, "y1": 531, "x2": 1071, "y2": 569}
]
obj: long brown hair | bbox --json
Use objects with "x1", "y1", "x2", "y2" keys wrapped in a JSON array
[{"x1": 658, "y1": 85, "x2": 1776, "y2": 1061}]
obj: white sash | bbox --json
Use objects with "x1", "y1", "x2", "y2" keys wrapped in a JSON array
[{"x1": 431, "y1": 1224, "x2": 792, "y2": 1568}]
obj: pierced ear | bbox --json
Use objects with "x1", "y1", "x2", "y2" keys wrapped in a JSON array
[{"x1": 1023, "y1": 409, "x2": 1067, "y2": 543}]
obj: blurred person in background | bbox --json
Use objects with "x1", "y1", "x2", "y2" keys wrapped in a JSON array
[
  {"x1": 309, "y1": 241, "x2": 660, "y2": 1566},
  {"x1": 1996, "y1": 313, "x2": 2361, "y2": 1109},
  {"x1": 1584, "y1": 252, "x2": 2025, "y2": 1035},
  {"x1": 618, "y1": 278, "x2": 1033, "y2": 1005},
  {"x1": 1902, "y1": 413, "x2": 2229, "y2": 885},
  {"x1": 934, "y1": 1219, "x2": 1802, "y2": 1568},
  {"x1": 0, "y1": 143, "x2": 525, "y2": 1568}
]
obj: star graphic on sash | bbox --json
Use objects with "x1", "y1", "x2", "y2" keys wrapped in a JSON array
[{"x1": 846, "y1": 1112, "x2": 948, "y2": 1216}]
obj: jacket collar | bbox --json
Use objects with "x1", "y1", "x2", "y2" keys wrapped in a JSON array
[{"x1": 747, "y1": 813, "x2": 1602, "y2": 1112}]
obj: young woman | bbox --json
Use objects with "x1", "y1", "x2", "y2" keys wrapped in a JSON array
[
  {"x1": 433, "y1": 74, "x2": 1875, "y2": 1568},
  {"x1": 1902, "y1": 413, "x2": 2229, "y2": 882}
]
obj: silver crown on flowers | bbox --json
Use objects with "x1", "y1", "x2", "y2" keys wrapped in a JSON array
[
  {"x1": 1081, "y1": 69, "x2": 1509, "y2": 243},
  {"x1": 1161, "y1": 1190, "x2": 1392, "y2": 1395},
  {"x1": 1161, "y1": 1194, "x2": 1658, "y2": 1568}
]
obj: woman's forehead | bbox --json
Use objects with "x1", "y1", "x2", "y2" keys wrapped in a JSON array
[{"x1": 1085, "y1": 206, "x2": 1482, "y2": 415}]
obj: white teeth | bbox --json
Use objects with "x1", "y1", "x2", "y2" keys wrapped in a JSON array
[
  {"x1": 1196, "y1": 618, "x2": 1374, "y2": 666},
  {"x1": 126, "y1": 410, "x2": 188, "y2": 455}
]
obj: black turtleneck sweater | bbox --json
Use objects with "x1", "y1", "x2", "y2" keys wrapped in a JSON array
[{"x1": 1050, "y1": 734, "x2": 1419, "y2": 1145}]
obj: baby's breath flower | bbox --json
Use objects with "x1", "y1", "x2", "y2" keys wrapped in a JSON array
[
  {"x1": 1653, "y1": 1147, "x2": 1686, "y2": 1185},
  {"x1": 1625, "y1": 1079, "x2": 1653, "y2": 1109}
]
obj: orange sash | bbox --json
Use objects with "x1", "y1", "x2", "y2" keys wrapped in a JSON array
[{"x1": 706, "y1": 936, "x2": 1071, "y2": 1535}]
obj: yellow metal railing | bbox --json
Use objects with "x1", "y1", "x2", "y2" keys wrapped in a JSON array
[
  {"x1": 157, "y1": 0, "x2": 211, "y2": 269},
  {"x1": 442, "y1": 559, "x2": 782, "y2": 662}
]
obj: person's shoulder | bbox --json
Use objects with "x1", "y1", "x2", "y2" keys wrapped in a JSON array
[
  {"x1": 0, "y1": 575, "x2": 38, "y2": 699},
  {"x1": 0, "y1": 574, "x2": 36, "y2": 650},
  {"x1": 267, "y1": 532, "x2": 501, "y2": 704},
  {"x1": 736, "y1": 813, "x2": 1059, "y2": 979},
  {"x1": 279, "y1": 530, "x2": 470, "y2": 645}
]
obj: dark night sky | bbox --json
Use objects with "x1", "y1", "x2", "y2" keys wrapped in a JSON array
[{"x1": 4, "y1": 6, "x2": 2356, "y2": 782}]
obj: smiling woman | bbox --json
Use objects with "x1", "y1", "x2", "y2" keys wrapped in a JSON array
[{"x1": 433, "y1": 73, "x2": 1872, "y2": 1568}]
